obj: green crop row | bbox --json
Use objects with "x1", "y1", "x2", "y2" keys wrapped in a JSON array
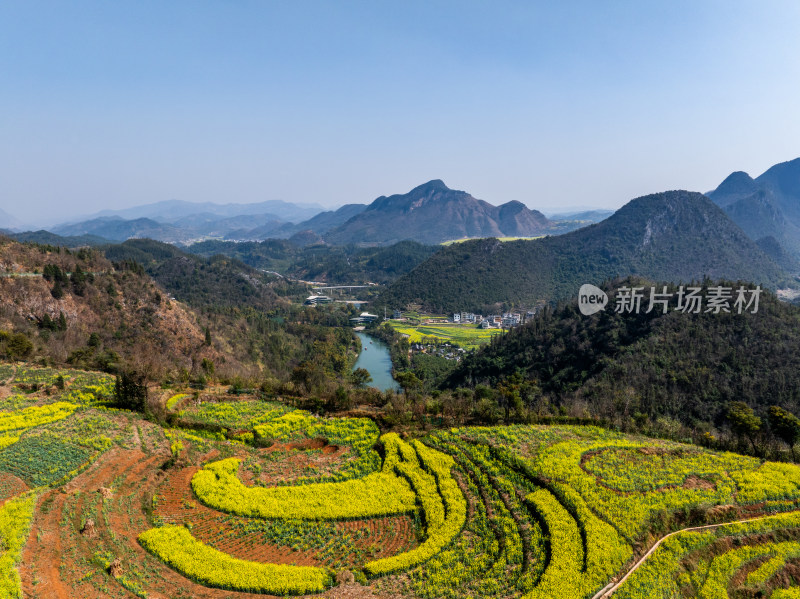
[
  {"x1": 0, "y1": 364, "x2": 15, "y2": 381},
  {"x1": 443, "y1": 437, "x2": 544, "y2": 592},
  {"x1": 407, "y1": 439, "x2": 527, "y2": 598},
  {"x1": 185, "y1": 428, "x2": 467, "y2": 585},
  {"x1": 457, "y1": 424, "x2": 800, "y2": 540},
  {"x1": 221, "y1": 516, "x2": 370, "y2": 569},
  {"x1": 12, "y1": 366, "x2": 64, "y2": 386},
  {"x1": 0, "y1": 431, "x2": 93, "y2": 486},
  {"x1": 746, "y1": 544, "x2": 800, "y2": 586},
  {"x1": 695, "y1": 543, "x2": 796, "y2": 599}
]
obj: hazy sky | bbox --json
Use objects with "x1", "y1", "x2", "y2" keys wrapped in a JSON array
[{"x1": 2, "y1": 1, "x2": 800, "y2": 226}]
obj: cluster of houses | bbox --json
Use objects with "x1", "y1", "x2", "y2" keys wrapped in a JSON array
[
  {"x1": 410, "y1": 342, "x2": 467, "y2": 361},
  {"x1": 453, "y1": 311, "x2": 533, "y2": 328}
]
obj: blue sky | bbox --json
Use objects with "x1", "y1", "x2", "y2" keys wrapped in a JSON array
[{"x1": 2, "y1": 1, "x2": 799, "y2": 225}]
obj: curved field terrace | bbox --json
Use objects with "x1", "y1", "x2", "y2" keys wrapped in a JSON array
[{"x1": 4, "y1": 366, "x2": 800, "y2": 598}]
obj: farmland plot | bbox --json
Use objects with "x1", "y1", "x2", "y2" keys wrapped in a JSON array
[{"x1": 4, "y1": 365, "x2": 800, "y2": 599}]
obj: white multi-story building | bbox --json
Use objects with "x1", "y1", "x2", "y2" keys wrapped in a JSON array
[{"x1": 304, "y1": 295, "x2": 333, "y2": 305}]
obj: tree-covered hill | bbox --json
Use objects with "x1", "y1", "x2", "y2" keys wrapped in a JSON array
[
  {"x1": 377, "y1": 190, "x2": 790, "y2": 313},
  {"x1": 446, "y1": 278, "x2": 800, "y2": 431},
  {"x1": 187, "y1": 238, "x2": 438, "y2": 285},
  {"x1": 708, "y1": 157, "x2": 800, "y2": 258},
  {"x1": 0, "y1": 237, "x2": 361, "y2": 390},
  {"x1": 102, "y1": 238, "x2": 358, "y2": 388},
  {"x1": 104, "y1": 239, "x2": 287, "y2": 311},
  {"x1": 0, "y1": 236, "x2": 225, "y2": 378},
  {"x1": 324, "y1": 179, "x2": 559, "y2": 245}
]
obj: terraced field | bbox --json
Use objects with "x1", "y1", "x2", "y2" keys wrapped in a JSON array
[
  {"x1": 612, "y1": 512, "x2": 800, "y2": 598},
  {"x1": 3, "y1": 364, "x2": 800, "y2": 598}
]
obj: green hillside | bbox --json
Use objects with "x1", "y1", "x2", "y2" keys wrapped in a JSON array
[
  {"x1": 188, "y1": 238, "x2": 437, "y2": 284},
  {"x1": 377, "y1": 191, "x2": 789, "y2": 313},
  {"x1": 446, "y1": 278, "x2": 800, "y2": 437}
]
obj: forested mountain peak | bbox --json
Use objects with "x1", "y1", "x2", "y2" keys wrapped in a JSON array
[{"x1": 376, "y1": 190, "x2": 788, "y2": 313}]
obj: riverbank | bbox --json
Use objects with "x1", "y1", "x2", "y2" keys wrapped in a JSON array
[{"x1": 352, "y1": 331, "x2": 399, "y2": 392}]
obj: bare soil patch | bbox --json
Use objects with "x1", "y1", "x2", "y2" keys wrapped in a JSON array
[
  {"x1": 0, "y1": 472, "x2": 28, "y2": 505},
  {"x1": 286, "y1": 437, "x2": 329, "y2": 450},
  {"x1": 683, "y1": 475, "x2": 715, "y2": 491}
]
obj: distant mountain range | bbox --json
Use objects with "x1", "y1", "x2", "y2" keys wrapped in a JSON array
[
  {"x1": 285, "y1": 204, "x2": 368, "y2": 237},
  {"x1": 46, "y1": 198, "x2": 327, "y2": 244},
  {"x1": 220, "y1": 204, "x2": 369, "y2": 241},
  {"x1": 8, "y1": 230, "x2": 113, "y2": 247},
  {"x1": 53, "y1": 217, "x2": 187, "y2": 243},
  {"x1": 707, "y1": 157, "x2": 800, "y2": 259},
  {"x1": 34, "y1": 181, "x2": 588, "y2": 246},
  {"x1": 376, "y1": 190, "x2": 790, "y2": 313},
  {"x1": 89, "y1": 198, "x2": 325, "y2": 223},
  {"x1": 546, "y1": 209, "x2": 614, "y2": 222},
  {"x1": 0, "y1": 208, "x2": 26, "y2": 231},
  {"x1": 46, "y1": 205, "x2": 365, "y2": 244},
  {"x1": 323, "y1": 180, "x2": 580, "y2": 245},
  {"x1": 16, "y1": 157, "x2": 800, "y2": 250}
]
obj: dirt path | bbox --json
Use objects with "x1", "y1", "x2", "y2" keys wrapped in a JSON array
[
  {"x1": 20, "y1": 440, "x2": 409, "y2": 599},
  {"x1": 21, "y1": 488, "x2": 80, "y2": 598},
  {"x1": 591, "y1": 512, "x2": 800, "y2": 599}
]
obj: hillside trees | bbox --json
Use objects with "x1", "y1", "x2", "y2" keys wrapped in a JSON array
[
  {"x1": 0, "y1": 238, "x2": 228, "y2": 379},
  {"x1": 769, "y1": 406, "x2": 800, "y2": 460},
  {"x1": 446, "y1": 279, "x2": 800, "y2": 430},
  {"x1": 114, "y1": 370, "x2": 148, "y2": 413},
  {"x1": 103, "y1": 239, "x2": 359, "y2": 387},
  {"x1": 727, "y1": 402, "x2": 762, "y2": 455}
]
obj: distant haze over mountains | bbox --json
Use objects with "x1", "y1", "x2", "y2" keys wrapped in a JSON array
[
  {"x1": 89, "y1": 198, "x2": 325, "y2": 224},
  {"x1": 0, "y1": 208, "x2": 27, "y2": 231},
  {"x1": 47, "y1": 198, "x2": 330, "y2": 244},
  {"x1": 37, "y1": 180, "x2": 589, "y2": 246},
  {"x1": 707, "y1": 157, "x2": 800, "y2": 259},
  {"x1": 7, "y1": 156, "x2": 800, "y2": 252},
  {"x1": 545, "y1": 209, "x2": 614, "y2": 223}
]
